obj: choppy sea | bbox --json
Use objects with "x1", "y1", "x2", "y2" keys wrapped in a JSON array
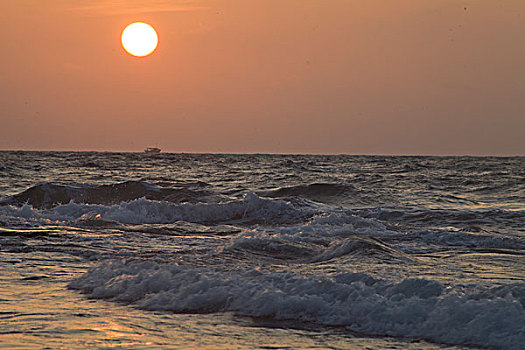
[{"x1": 0, "y1": 151, "x2": 523, "y2": 349}]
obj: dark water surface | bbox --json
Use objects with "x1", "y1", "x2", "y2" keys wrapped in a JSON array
[{"x1": 0, "y1": 151, "x2": 523, "y2": 349}]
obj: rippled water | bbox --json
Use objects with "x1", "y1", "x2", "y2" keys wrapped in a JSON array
[{"x1": 0, "y1": 151, "x2": 523, "y2": 349}]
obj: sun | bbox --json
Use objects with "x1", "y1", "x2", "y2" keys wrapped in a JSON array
[{"x1": 121, "y1": 22, "x2": 158, "y2": 57}]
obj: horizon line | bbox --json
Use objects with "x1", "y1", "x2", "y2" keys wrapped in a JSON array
[{"x1": 0, "y1": 148, "x2": 523, "y2": 158}]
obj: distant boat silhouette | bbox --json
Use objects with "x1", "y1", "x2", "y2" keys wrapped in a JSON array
[{"x1": 144, "y1": 147, "x2": 161, "y2": 154}]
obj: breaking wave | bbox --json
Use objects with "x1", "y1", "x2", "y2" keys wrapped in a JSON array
[
  {"x1": 1, "y1": 192, "x2": 523, "y2": 253},
  {"x1": 0, "y1": 192, "x2": 312, "y2": 226},
  {"x1": 69, "y1": 260, "x2": 525, "y2": 350}
]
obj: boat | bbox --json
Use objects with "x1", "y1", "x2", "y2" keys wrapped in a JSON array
[{"x1": 144, "y1": 147, "x2": 161, "y2": 154}]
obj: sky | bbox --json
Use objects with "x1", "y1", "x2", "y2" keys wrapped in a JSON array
[{"x1": 1, "y1": 0, "x2": 524, "y2": 155}]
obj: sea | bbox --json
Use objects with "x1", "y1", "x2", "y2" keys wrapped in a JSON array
[{"x1": 0, "y1": 151, "x2": 523, "y2": 350}]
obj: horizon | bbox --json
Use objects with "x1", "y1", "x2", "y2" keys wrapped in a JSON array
[{"x1": 1, "y1": 148, "x2": 523, "y2": 158}]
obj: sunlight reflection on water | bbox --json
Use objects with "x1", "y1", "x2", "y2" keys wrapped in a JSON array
[{"x1": 0, "y1": 252, "x2": 477, "y2": 350}]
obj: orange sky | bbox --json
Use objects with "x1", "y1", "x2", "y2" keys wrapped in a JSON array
[{"x1": 1, "y1": 0, "x2": 524, "y2": 155}]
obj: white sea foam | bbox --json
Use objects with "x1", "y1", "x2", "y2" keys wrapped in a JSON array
[
  {"x1": 1, "y1": 193, "x2": 523, "y2": 253},
  {"x1": 0, "y1": 192, "x2": 311, "y2": 226},
  {"x1": 70, "y1": 260, "x2": 525, "y2": 350}
]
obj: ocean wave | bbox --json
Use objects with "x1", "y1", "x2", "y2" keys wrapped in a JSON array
[
  {"x1": 69, "y1": 260, "x2": 525, "y2": 350},
  {"x1": 0, "y1": 180, "x2": 213, "y2": 209},
  {"x1": 309, "y1": 236, "x2": 413, "y2": 263},
  {"x1": 369, "y1": 207, "x2": 525, "y2": 225},
  {"x1": 225, "y1": 234, "x2": 412, "y2": 263},
  {"x1": 359, "y1": 206, "x2": 525, "y2": 241},
  {"x1": 261, "y1": 182, "x2": 383, "y2": 206},
  {"x1": 2, "y1": 194, "x2": 522, "y2": 253},
  {"x1": 0, "y1": 192, "x2": 312, "y2": 226},
  {"x1": 263, "y1": 183, "x2": 356, "y2": 199}
]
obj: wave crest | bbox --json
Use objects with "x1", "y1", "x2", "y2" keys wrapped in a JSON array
[
  {"x1": 0, "y1": 192, "x2": 311, "y2": 226},
  {"x1": 1, "y1": 181, "x2": 212, "y2": 209},
  {"x1": 69, "y1": 260, "x2": 525, "y2": 350}
]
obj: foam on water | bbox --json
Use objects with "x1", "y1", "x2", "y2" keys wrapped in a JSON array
[
  {"x1": 1, "y1": 153, "x2": 524, "y2": 349},
  {"x1": 1, "y1": 192, "x2": 522, "y2": 255},
  {"x1": 0, "y1": 192, "x2": 311, "y2": 226},
  {"x1": 69, "y1": 260, "x2": 525, "y2": 350}
]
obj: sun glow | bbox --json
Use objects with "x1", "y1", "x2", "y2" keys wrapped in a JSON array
[{"x1": 121, "y1": 22, "x2": 158, "y2": 57}]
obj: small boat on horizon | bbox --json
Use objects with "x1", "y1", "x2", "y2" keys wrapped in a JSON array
[{"x1": 144, "y1": 147, "x2": 161, "y2": 154}]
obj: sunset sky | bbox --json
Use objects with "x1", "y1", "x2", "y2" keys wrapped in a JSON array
[{"x1": 1, "y1": 0, "x2": 524, "y2": 155}]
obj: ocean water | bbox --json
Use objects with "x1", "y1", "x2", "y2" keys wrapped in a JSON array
[{"x1": 0, "y1": 151, "x2": 523, "y2": 350}]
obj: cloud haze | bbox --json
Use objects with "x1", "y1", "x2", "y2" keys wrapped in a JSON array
[
  {"x1": 1, "y1": 0, "x2": 524, "y2": 155},
  {"x1": 71, "y1": 0, "x2": 206, "y2": 15}
]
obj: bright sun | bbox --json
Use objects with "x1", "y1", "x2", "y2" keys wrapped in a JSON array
[{"x1": 121, "y1": 22, "x2": 158, "y2": 57}]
